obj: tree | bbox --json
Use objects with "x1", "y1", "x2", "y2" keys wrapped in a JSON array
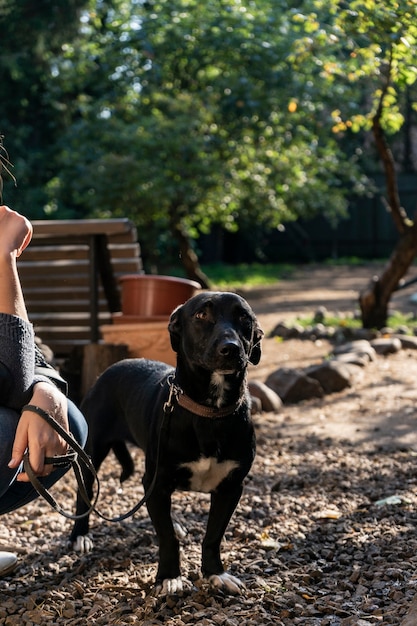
[
  {"x1": 354, "y1": 5, "x2": 417, "y2": 329},
  {"x1": 4, "y1": 0, "x2": 412, "y2": 295},
  {"x1": 0, "y1": 0, "x2": 89, "y2": 212},
  {"x1": 291, "y1": 0, "x2": 417, "y2": 328},
  {"x1": 47, "y1": 0, "x2": 366, "y2": 284}
]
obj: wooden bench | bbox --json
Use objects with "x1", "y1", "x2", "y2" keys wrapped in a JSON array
[{"x1": 18, "y1": 218, "x2": 143, "y2": 361}]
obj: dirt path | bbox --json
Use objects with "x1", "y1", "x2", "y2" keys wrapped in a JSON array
[
  {"x1": 242, "y1": 262, "x2": 417, "y2": 334},
  {"x1": 3, "y1": 263, "x2": 417, "y2": 625},
  {"x1": 243, "y1": 263, "x2": 417, "y2": 449}
]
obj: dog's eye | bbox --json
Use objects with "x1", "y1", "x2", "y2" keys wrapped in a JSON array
[
  {"x1": 195, "y1": 310, "x2": 208, "y2": 320},
  {"x1": 238, "y1": 311, "x2": 251, "y2": 325}
]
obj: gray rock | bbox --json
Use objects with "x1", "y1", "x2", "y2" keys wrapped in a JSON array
[
  {"x1": 330, "y1": 352, "x2": 369, "y2": 367},
  {"x1": 370, "y1": 337, "x2": 402, "y2": 355},
  {"x1": 395, "y1": 325, "x2": 410, "y2": 335},
  {"x1": 350, "y1": 327, "x2": 379, "y2": 341},
  {"x1": 269, "y1": 321, "x2": 303, "y2": 339},
  {"x1": 332, "y1": 340, "x2": 377, "y2": 362},
  {"x1": 313, "y1": 306, "x2": 327, "y2": 323},
  {"x1": 265, "y1": 368, "x2": 324, "y2": 403},
  {"x1": 392, "y1": 334, "x2": 417, "y2": 350},
  {"x1": 248, "y1": 379, "x2": 282, "y2": 413},
  {"x1": 249, "y1": 395, "x2": 263, "y2": 415},
  {"x1": 305, "y1": 360, "x2": 360, "y2": 394}
]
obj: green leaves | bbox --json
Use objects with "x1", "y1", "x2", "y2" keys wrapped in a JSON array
[
  {"x1": 51, "y1": 0, "x2": 358, "y2": 233},
  {"x1": 1, "y1": 0, "x2": 415, "y2": 266}
]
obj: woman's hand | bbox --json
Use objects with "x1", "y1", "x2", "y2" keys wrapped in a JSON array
[
  {"x1": 8, "y1": 382, "x2": 69, "y2": 481},
  {"x1": 0, "y1": 205, "x2": 32, "y2": 258}
]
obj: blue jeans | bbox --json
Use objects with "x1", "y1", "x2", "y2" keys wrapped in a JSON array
[{"x1": 0, "y1": 400, "x2": 87, "y2": 515}]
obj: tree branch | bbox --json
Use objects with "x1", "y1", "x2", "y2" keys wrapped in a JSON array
[{"x1": 372, "y1": 47, "x2": 408, "y2": 235}]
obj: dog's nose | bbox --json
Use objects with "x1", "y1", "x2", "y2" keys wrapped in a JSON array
[{"x1": 218, "y1": 340, "x2": 240, "y2": 358}]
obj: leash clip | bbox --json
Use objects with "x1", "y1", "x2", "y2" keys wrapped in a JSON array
[{"x1": 163, "y1": 376, "x2": 182, "y2": 413}]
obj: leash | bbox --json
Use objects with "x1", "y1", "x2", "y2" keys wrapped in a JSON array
[
  {"x1": 22, "y1": 404, "x2": 101, "y2": 521},
  {"x1": 21, "y1": 403, "x2": 168, "y2": 523},
  {"x1": 21, "y1": 376, "x2": 241, "y2": 522}
]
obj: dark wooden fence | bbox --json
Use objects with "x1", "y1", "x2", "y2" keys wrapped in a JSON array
[{"x1": 200, "y1": 174, "x2": 417, "y2": 264}]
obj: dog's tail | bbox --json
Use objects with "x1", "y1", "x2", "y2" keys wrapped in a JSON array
[{"x1": 112, "y1": 442, "x2": 135, "y2": 483}]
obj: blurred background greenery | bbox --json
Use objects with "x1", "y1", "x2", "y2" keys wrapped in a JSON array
[{"x1": 1, "y1": 0, "x2": 416, "y2": 290}]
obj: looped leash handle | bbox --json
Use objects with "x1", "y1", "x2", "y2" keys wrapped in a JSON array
[
  {"x1": 44, "y1": 452, "x2": 78, "y2": 468},
  {"x1": 21, "y1": 404, "x2": 100, "y2": 521},
  {"x1": 20, "y1": 401, "x2": 170, "y2": 524}
]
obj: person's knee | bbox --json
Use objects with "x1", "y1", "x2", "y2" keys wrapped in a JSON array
[
  {"x1": 0, "y1": 406, "x2": 20, "y2": 497},
  {"x1": 0, "y1": 363, "x2": 12, "y2": 403},
  {"x1": 67, "y1": 400, "x2": 88, "y2": 448},
  {"x1": 0, "y1": 406, "x2": 18, "y2": 458}
]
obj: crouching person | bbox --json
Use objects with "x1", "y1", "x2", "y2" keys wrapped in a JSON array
[{"x1": 0, "y1": 205, "x2": 87, "y2": 575}]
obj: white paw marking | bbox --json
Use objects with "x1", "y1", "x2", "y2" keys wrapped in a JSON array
[
  {"x1": 180, "y1": 456, "x2": 239, "y2": 492},
  {"x1": 209, "y1": 572, "x2": 246, "y2": 595},
  {"x1": 72, "y1": 534, "x2": 94, "y2": 554},
  {"x1": 156, "y1": 576, "x2": 184, "y2": 595},
  {"x1": 173, "y1": 520, "x2": 188, "y2": 540}
]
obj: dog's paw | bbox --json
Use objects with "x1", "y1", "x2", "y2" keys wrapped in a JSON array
[
  {"x1": 173, "y1": 519, "x2": 187, "y2": 540},
  {"x1": 71, "y1": 534, "x2": 94, "y2": 554},
  {"x1": 208, "y1": 572, "x2": 246, "y2": 595},
  {"x1": 155, "y1": 576, "x2": 184, "y2": 596}
]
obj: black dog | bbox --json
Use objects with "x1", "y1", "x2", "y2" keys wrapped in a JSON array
[{"x1": 70, "y1": 291, "x2": 263, "y2": 594}]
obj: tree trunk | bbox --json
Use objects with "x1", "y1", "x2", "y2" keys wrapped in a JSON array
[
  {"x1": 359, "y1": 224, "x2": 417, "y2": 328},
  {"x1": 170, "y1": 219, "x2": 211, "y2": 288},
  {"x1": 359, "y1": 57, "x2": 417, "y2": 329}
]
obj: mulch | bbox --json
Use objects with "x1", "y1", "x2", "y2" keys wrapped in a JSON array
[
  {"x1": 2, "y1": 417, "x2": 417, "y2": 625},
  {"x1": 2, "y1": 266, "x2": 417, "y2": 625}
]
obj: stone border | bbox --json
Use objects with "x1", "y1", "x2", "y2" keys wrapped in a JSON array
[{"x1": 249, "y1": 316, "x2": 417, "y2": 411}]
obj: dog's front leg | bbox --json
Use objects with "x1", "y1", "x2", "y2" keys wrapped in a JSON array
[
  {"x1": 146, "y1": 486, "x2": 182, "y2": 595},
  {"x1": 202, "y1": 484, "x2": 246, "y2": 594}
]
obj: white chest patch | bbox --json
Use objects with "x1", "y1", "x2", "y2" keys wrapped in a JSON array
[
  {"x1": 180, "y1": 456, "x2": 239, "y2": 493},
  {"x1": 210, "y1": 372, "x2": 231, "y2": 407}
]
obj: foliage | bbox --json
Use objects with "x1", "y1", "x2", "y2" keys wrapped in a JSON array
[
  {"x1": 0, "y1": 0, "x2": 89, "y2": 212},
  {"x1": 330, "y1": 0, "x2": 417, "y2": 135},
  {"x1": 0, "y1": 134, "x2": 16, "y2": 202},
  {"x1": 41, "y1": 0, "x2": 367, "y2": 261},
  {"x1": 0, "y1": 0, "x2": 416, "y2": 272}
]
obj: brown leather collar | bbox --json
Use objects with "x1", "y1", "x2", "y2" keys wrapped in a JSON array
[
  {"x1": 164, "y1": 377, "x2": 241, "y2": 419},
  {"x1": 177, "y1": 392, "x2": 241, "y2": 418}
]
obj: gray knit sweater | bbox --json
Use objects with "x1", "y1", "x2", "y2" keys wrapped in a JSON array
[{"x1": 0, "y1": 313, "x2": 66, "y2": 411}]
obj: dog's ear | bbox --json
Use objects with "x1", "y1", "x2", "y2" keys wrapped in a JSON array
[
  {"x1": 249, "y1": 324, "x2": 264, "y2": 365},
  {"x1": 168, "y1": 305, "x2": 183, "y2": 353}
]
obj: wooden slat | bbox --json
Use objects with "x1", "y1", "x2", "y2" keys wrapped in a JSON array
[
  {"x1": 31, "y1": 218, "x2": 137, "y2": 238},
  {"x1": 19, "y1": 218, "x2": 143, "y2": 358},
  {"x1": 20, "y1": 260, "x2": 140, "y2": 278},
  {"x1": 30, "y1": 308, "x2": 112, "y2": 326},
  {"x1": 22, "y1": 276, "x2": 94, "y2": 289},
  {"x1": 33, "y1": 327, "x2": 95, "y2": 339},
  {"x1": 21, "y1": 242, "x2": 140, "y2": 262}
]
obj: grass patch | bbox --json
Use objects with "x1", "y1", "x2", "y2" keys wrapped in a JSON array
[
  {"x1": 202, "y1": 262, "x2": 295, "y2": 289},
  {"x1": 293, "y1": 310, "x2": 417, "y2": 331},
  {"x1": 295, "y1": 313, "x2": 362, "y2": 330}
]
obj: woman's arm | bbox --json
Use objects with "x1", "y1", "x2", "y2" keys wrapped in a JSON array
[
  {"x1": 0, "y1": 205, "x2": 32, "y2": 321},
  {"x1": 0, "y1": 206, "x2": 35, "y2": 406},
  {"x1": 0, "y1": 206, "x2": 70, "y2": 480}
]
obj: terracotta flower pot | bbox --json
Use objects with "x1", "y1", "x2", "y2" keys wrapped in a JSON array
[{"x1": 119, "y1": 274, "x2": 201, "y2": 317}]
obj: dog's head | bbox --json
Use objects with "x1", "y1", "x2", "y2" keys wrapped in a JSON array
[{"x1": 168, "y1": 291, "x2": 263, "y2": 373}]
